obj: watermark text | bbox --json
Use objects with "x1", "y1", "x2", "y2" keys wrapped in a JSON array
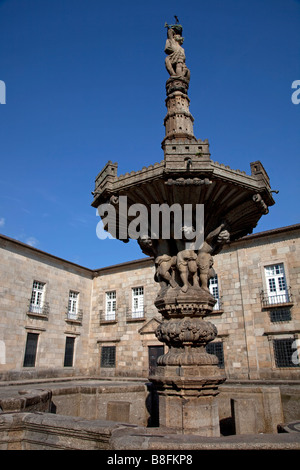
[
  {"x1": 96, "y1": 196, "x2": 204, "y2": 249},
  {"x1": 0, "y1": 80, "x2": 6, "y2": 104},
  {"x1": 291, "y1": 80, "x2": 300, "y2": 105}
]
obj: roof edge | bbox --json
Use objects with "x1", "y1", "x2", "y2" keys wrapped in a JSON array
[
  {"x1": 0, "y1": 234, "x2": 94, "y2": 274},
  {"x1": 1, "y1": 223, "x2": 299, "y2": 274},
  {"x1": 229, "y1": 223, "x2": 300, "y2": 245}
]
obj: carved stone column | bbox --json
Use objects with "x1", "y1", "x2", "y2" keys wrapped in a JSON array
[
  {"x1": 162, "y1": 76, "x2": 197, "y2": 144},
  {"x1": 149, "y1": 283, "x2": 226, "y2": 436},
  {"x1": 162, "y1": 20, "x2": 196, "y2": 146}
]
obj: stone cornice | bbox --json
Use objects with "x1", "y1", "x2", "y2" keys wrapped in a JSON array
[{"x1": 92, "y1": 157, "x2": 275, "y2": 208}]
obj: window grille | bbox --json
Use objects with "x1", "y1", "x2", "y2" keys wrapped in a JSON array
[
  {"x1": 273, "y1": 338, "x2": 300, "y2": 368},
  {"x1": 206, "y1": 341, "x2": 225, "y2": 368},
  {"x1": 270, "y1": 308, "x2": 292, "y2": 323},
  {"x1": 101, "y1": 346, "x2": 116, "y2": 368},
  {"x1": 23, "y1": 333, "x2": 39, "y2": 367},
  {"x1": 64, "y1": 337, "x2": 75, "y2": 367}
]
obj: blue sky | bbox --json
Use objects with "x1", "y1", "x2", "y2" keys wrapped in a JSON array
[{"x1": 0, "y1": 0, "x2": 299, "y2": 269}]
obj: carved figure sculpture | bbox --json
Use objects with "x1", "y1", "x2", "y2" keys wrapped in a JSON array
[
  {"x1": 197, "y1": 224, "x2": 230, "y2": 291},
  {"x1": 138, "y1": 235, "x2": 177, "y2": 290},
  {"x1": 173, "y1": 225, "x2": 199, "y2": 292},
  {"x1": 164, "y1": 23, "x2": 190, "y2": 80},
  {"x1": 177, "y1": 249, "x2": 198, "y2": 292},
  {"x1": 155, "y1": 254, "x2": 177, "y2": 289}
]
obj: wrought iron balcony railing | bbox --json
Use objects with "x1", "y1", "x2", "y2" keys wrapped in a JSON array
[
  {"x1": 260, "y1": 288, "x2": 293, "y2": 308},
  {"x1": 126, "y1": 307, "x2": 146, "y2": 321},
  {"x1": 28, "y1": 300, "x2": 49, "y2": 317},
  {"x1": 99, "y1": 309, "x2": 117, "y2": 323},
  {"x1": 65, "y1": 308, "x2": 83, "y2": 323}
]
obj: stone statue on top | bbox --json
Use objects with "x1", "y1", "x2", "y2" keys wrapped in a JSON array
[{"x1": 164, "y1": 17, "x2": 190, "y2": 81}]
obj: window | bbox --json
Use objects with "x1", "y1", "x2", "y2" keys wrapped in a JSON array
[
  {"x1": 270, "y1": 308, "x2": 292, "y2": 323},
  {"x1": 23, "y1": 333, "x2": 39, "y2": 367},
  {"x1": 209, "y1": 275, "x2": 221, "y2": 310},
  {"x1": 148, "y1": 346, "x2": 164, "y2": 375},
  {"x1": 101, "y1": 346, "x2": 116, "y2": 368},
  {"x1": 29, "y1": 281, "x2": 45, "y2": 314},
  {"x1": 0, "y1": 340, "x2": 5, "y2": 365},
  {"x1": 105, "y1": 291, "x2": 116, "y2": 321},
  {"x1": 64, "y1": 337, "x2": 75, "y2": 367},
  {"x1": 264, "y1": 264, "x2": 289, "y2": 305},
  {"x1": 68, "y1": 291, "x2": 79, "y2": 319},
  {"x1": 273, "y1": 338, "x2": 300, "y2": 368},
  {"x1": 132, "y1": 287, "x2": 144, "y2": 318},
  {"x1": 206, "y1": 341, "x2": 225, "y2": 368}
]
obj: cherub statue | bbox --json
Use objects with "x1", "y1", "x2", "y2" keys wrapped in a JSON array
[
  {"x1": 138, "y1": 235, "x2": 177, "y2": 290},
  {"x1": 197, "y1": 224, "x2": 230, "y2": 291},
  {"x1": 177, "y1": 249, "x2": 198, "y2": 292},
  {"x1": 176, "y1": 226, "x2": 198, "y2": 292}
]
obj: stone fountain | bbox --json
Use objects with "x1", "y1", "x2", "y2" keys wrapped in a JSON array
[{"x1": 91, "y1": 19, "x2": 275, "y2": 436}]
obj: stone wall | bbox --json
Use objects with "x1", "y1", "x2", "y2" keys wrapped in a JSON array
[
  {"x1": 0, "y1": 236, "x2": 92, "y2": 380},
  {"x1": 0, "y1": 225, "x2": 299, "y2": 381},
  {"x1": 211, "y1": 227, "x2": 300, "y2": 380},
  {"x1": 89, "y1": 259, "x2": 163, "y2": 377},
  {"x1": 89, "y1": 226, "x2": 300, "y2": 380},
  {"x1": 48, "y1": 381, "x2": 150, "y2": 426},
  {"x1": 1, "y1": 411, "x2": 300, "y2": 450}
]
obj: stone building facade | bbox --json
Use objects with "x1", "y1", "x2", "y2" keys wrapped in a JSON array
[{"x1": 0, "y1": 223, "x2": 299, "y2": 382}]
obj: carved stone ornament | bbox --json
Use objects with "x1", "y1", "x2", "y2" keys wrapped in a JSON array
[
  {"x1": 154, "y1": 285, "x2": 217, "y2": 317},
  {"x1": 156, "y1": 318, "x2": 217, "y2": 348}
]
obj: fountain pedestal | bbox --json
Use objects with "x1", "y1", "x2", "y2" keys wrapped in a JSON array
[
  {"x1": 154, "y1": 377, "x2": 221, "y2": 436},
  {"x1": 149, "y1": 285, "x2": 226, "y2": 435}
]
